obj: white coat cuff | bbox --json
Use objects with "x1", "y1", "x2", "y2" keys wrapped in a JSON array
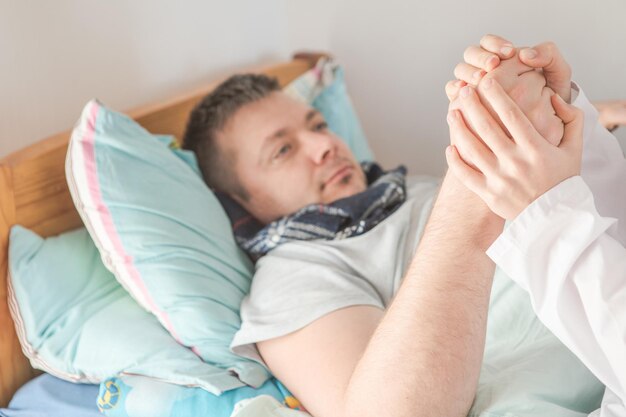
[{"x1": 486, "y1": 176, "x2": 609, "y2": 289}]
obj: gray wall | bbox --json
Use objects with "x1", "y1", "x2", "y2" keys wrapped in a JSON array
[
  {"x1": 288, "y1": 0, "x2": 626, "y2": 175},
  {"x1": 0, "y1": 0, "x2": 292, "y2": 157},
  {"x1": 2, "y1": 0, "x2": 625, "y2": 175}
]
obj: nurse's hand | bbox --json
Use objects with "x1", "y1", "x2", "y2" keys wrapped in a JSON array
[
  {"x1": 446, "y1": 34, "x2": 572, "y2": 103},
  {"x1": 445, "y1": 78, "x2": 584, "y2": 220}
]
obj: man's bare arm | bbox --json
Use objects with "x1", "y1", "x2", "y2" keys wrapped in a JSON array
[
  {"x1": 259, "y1": 173, "x2": 504, "y2": 417},
  {"x1": 342, "y1": 172, "x2": 503, "y2": 417}
]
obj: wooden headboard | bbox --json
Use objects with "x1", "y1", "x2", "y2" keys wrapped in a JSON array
[{"x1": 0, "y1": 53, "x2": 324, "y2": 407}]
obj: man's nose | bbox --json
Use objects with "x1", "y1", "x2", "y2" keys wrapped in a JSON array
[{"x1": 301, "y1": 131, "x2": 335, "y2": 164}]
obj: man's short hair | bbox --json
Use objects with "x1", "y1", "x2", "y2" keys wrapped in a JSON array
[{"x1": 182, "y1": 73, "x2": 281, "y2": 200}]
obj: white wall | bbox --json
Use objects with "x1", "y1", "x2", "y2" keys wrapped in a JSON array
[
  {"x1": 3, "y1": 1, "x2": 625, "y2": 175},
  {"x1": 0, "y1": 0, "x2": 291, "y2": 157},
  {"x1": 287, "y1": 0, "x2": 626, "y2": 175}
]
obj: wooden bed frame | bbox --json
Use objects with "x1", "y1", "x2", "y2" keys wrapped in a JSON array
[{"x1": 0, "y1": 52, "x2": 324, "y2": 407}]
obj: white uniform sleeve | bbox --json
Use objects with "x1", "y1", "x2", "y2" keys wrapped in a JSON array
[
  {"x1": 486, "y1": 84, "x2": 626, "y2": 416},
  {"x1": 572, "y1": 84, "x2": 626, "y2": 244}
]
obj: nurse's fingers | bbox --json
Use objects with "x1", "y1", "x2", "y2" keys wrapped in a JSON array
[
  {"x1": 445, "y1": 79, "x2": 466, "y2": 101},
  {"x1": 463, "y1": 45, "x2": 501, "y2": 72},
  {"x1": 478, "y1": 78, "x2": 544, "y2": 149},
  {"x1": 454, "y1": 62, "x2": 485, "y2": 86},
  {"x1": 479, "y1": 34, "x2": 516, "y2": 59},
  {"x1": 519, "y1": 41, "x2": 572, "y2": 103},
  {"x1": 456, "y1": 84, "x2": 512, "y2": 156},
  {"x1": 445, "y1": 145, "x2": 486, "y2": 198},
  {"x1": 552, "y1": 94, "x2": 584, "y2": 153},
  {"x1": 447, "y1": 106, "x2": 496, "y2": 176}
]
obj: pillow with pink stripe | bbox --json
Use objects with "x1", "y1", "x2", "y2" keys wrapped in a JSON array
[{"x1": 66, "y1": 99, "x2": 270, "y2": 392}]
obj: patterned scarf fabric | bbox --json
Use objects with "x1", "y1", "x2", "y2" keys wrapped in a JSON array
[{"x1": 217, "y1": 162, "x2": 407, "y2": 261}]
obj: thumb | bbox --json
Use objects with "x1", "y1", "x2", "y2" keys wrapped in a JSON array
[
  {"x1": 552, "y1": 94, "x2": 583, "y2": 150},
  {"x1": 520, "y1": 42, "x2": 572, "y2": 103}
]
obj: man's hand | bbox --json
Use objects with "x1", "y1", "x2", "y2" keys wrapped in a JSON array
[
  {"x1": 445, "y1": 34, "x2": 572, "y2": 103},
  {"x1": 449, "y1": 52, "x2": 564, "y2": 148},
  {"x1": 446, "y1": 78, "x2": 584, "y2": 220},
  {"x1": 593, "y1": 100, "x2": 626, "y2": 131}
]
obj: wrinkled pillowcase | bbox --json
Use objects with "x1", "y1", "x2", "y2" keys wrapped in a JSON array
[
  {"x1": 8, "y1": 226, "x2": 245, "y2": 392},
  {"x1": 66, "y1": 100, "x2": 260, "y2": 393}
]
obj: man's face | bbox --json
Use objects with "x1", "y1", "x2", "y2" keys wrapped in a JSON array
[
  {"x1": 451, "y1": 53, "x2": 565, "y2": 146},
  {"x1": 218, "y1": 92, "x2": 368, "y2": 224}
]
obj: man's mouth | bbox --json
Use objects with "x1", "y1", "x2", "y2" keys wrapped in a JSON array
[{"x1": 323, "y1": 165, "x2": 353, "y2": 189}]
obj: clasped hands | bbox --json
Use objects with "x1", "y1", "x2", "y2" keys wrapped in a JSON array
[{"x1": 443, "y1": 35, "x2": 584, "y2": 220}]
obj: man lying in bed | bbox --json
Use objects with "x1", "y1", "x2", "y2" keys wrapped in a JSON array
[{"x1": 182, "y1": 37, "x2": 606, "y2": 417}]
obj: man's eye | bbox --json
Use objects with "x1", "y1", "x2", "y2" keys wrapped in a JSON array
[
  {"x1": 313, "y1": 121, "x2": 328, "y2": 131},
  {"x1": 274, "y1": 144, "x2": 292, "y2": 159}
]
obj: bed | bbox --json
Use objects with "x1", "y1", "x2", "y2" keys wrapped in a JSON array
[
  {"x1": 0, "y1": 52, "x2": 324, "y2": 408},
  {"x1": 1, "y1": 49, "x2": 613, "y2": 417}
]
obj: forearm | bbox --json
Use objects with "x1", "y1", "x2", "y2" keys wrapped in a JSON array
[{"x1": 342, "y1": 172, "x2": 504, "y2": 417}]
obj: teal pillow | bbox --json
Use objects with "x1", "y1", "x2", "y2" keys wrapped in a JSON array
[
  {"x1": 8, "y1": 226, "x2": 246, "y2": 392},
  {"x1": 312, "y1": 66, "x2": 374, "y2": 162},
  {"x1": 66, "y1": 100, "x2": 265, "y2": 392}
]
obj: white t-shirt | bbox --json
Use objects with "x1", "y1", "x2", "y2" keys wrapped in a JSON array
[
  {"x1": 231, "y1": 175, "x2": 440, "y2": 361},
  {"x1": 230, "y1": 176, "x2": 605, "y2": 417}
]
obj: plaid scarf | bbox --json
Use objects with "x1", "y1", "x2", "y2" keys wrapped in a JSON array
[{"x1": 217, "y1": 162, "x2": 407, "y2": 261}]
